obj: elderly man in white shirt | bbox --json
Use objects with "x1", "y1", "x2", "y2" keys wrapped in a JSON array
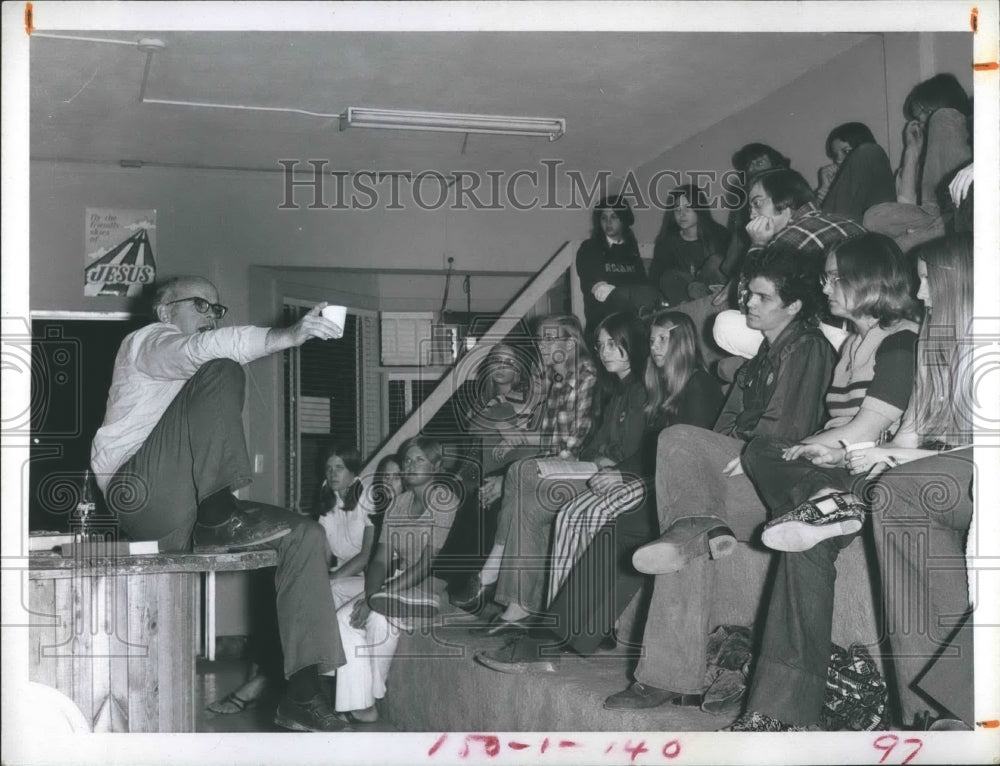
[{"x1": 90, "y1": 275, "x2": 351, "y2": 733}]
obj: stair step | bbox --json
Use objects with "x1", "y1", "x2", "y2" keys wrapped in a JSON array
[
  {"x1": 384, "y1": 611, "x2": 740, "y2": 732},
  {"x1": 384, "y1": 537, "x2": 882, "y2": 731}
]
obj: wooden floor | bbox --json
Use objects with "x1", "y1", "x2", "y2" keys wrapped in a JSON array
[{"x1": 195, "y1": 658, "x2": 398, "y2": 733}]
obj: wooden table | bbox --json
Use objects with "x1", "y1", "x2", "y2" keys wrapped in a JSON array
[{"x1": 28, "y1": 549, "x2": 278, "y2": 733}]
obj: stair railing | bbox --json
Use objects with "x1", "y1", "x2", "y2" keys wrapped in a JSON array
[{"x1": 359, "y1": 239, "x2": 578, "y2": 480}]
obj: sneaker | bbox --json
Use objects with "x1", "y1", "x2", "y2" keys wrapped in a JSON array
[
  {"x1": 274, "y1": 693, "x2": 352, "y2": 732},
  {"x1": 632, "y1": 517, "x2": 736, "y2": 574},
  {"x1": 721, "y1": 711, "x2": 807, "y2": 732},
  {"x1": 192, "y1": 504, "x2": 291, "y2": 553},
  {"x1": 761, "y1": 493, "x2": 865, "y2": 552}
]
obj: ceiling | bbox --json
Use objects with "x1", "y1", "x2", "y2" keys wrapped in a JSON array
[{"x1": 31, "y1": 31, "x2": 874, "y2": 179}]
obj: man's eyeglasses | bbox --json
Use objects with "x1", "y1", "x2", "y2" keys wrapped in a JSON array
[
  {"x1": 819, "y1": 272, "x2": 842, "y2": 287},
  {"x1": 749, "y1": 196, "x2": 771, "y2": 213},
  {"x1": 164, "y1": 296, "x2": 228, "y2": 319}
]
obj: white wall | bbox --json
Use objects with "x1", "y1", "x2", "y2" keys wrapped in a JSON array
[{"x1": 30, "y1": 162, "x2": 585, "y2": 320}]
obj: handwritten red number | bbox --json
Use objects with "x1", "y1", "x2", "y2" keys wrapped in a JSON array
[
  {"x1": 873, "y1": 735, "x2": 923, "y2": 765},
  {"x1": 901, "y1": 738, "x2": 923, "y2": 765},
  {"x1": 428, "y1": 734, "x2": 448, "y2": 756},
  {"x1": 874, "y1": 735, "x2": 898, "y2": 764},
  {"x1": 541, "y1": 737, "x2": 550, "y2": 753},
  {"x1": 624, "y1": 740, "x2": 649, "y2": 762},
  {"x1": 662, "y1": 740, "x2": 682, "y2": 759},
  {"x1": 460, "y1": 735, "x2": 500, "y2": 758}
]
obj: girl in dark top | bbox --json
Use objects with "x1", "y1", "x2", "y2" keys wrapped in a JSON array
[
  {"x1": 650, "y1": 186, "x2": 730, "y2": 306},
  {"x1": 473, "y1": 311, "x2": 725, "y2": 670},
  {"x1": 815, "y1": 122, "x2": 896, "y2": 224},
  {"x1": 472, "y1": 312, "x2": 650, "y2": 635},
  {"x1": 644, "y1": 310, "x2": 726, "y2": 431},
  {"x1": 546, "y1": 310, "x2": 724, "y2": 600},
  {"x1": 575, "y1": 194, "x2": 661, "y2": 331},
  {"x1": 727, "y1": 232, "x2": 923, "y2": 732}
]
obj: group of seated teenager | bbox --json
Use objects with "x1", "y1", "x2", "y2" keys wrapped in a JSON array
[
  {"x1": 466, "y1": 229, "x2": 975, "y2": 733},
  {"x1": 577, "y1": 73, "x2": 972, "y2": 362},
  {"x1": 456, "y1": 72, "x2": 976, "y2": 733},
  {"x1": 204, "y1": 71, "x2": 977, "y2": 733},
  {"x1": 208, "y1": 437, "x2": 458, "y2": 725}
]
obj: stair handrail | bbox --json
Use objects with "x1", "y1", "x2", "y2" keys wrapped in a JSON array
[{"x1": 359, "y1": 239, "x2": 576, "y2": 481}]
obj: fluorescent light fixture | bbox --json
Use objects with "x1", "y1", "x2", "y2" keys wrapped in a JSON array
[{"x1": 341, "y1": 107, "x2": 565, "y2": 141}]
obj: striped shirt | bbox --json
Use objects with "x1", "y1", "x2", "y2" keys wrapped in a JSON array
[{"x1": 824, "y1": 321, "x2": 920, "y2": 433}]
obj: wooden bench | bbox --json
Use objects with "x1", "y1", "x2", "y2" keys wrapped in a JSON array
[{"x1": 28, "y1": 549, "x2": 278, "y2": 733}]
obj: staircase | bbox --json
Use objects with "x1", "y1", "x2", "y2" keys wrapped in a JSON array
[{"x1": 360, "y1": 239, "x2": 578, "y2": 481}]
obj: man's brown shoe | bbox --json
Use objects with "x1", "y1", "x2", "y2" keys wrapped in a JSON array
[
  {"x1": 604, "y1": 682, "x2": 690, "y2": 710},
  {"x1": 193, "y1": 504, "x2": 291, "y2": 553},
  {"x1": 632, "y1": 517, "x2": 736, "y2": 574}
]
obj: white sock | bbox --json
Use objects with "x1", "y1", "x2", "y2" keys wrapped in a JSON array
[{"x1": 479, "y1": 543, "x2": 504, "y2": 585}]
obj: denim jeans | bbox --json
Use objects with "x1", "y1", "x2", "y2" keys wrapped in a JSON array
[
  {"x1": 494, "y1": 457, "x2": 591, "y2": 613},
  {"x1": 742, "y1": 442, "x2": 975, "y2": 726},
  {"x1": 871, "y1": 450, "x2": 975, "y2": 724},
  {"x1": 634, "y1": 425, "x2": 768, "y2": 693}
]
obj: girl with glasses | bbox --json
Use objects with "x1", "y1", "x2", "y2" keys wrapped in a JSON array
[
  {"x1": 844, "y1": 232, "x2": 975, "y2": 729},
  {"x1": 725, "y1": 232, "x2": 924, "y2": 732}
]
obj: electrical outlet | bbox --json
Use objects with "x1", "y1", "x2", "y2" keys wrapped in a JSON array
[{"x1": 254, "y1": 454, "x2": 264, "y2": 474}]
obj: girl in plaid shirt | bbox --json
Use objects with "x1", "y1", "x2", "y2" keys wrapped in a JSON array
[{"x1": 450, "y1": 314, "x2": 598, "y2": 613}]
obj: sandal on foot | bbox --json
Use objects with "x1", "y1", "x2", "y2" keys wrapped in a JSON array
[{"x1": 207, "y1": 691, "x2": 258, "y2": 715}]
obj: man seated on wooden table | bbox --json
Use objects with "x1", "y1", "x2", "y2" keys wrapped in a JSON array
[{"x1": 90, "y1": 275, "x2": 350, "y2": 733}]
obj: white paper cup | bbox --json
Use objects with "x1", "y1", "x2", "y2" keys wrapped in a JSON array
[{"x1": 321, "y1": 305, "x2": 347, "y2": 337}]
